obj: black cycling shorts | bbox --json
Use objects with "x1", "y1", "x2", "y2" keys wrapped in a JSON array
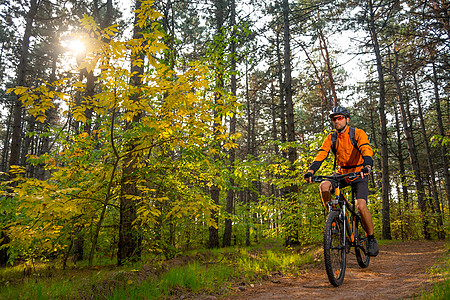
[{"x1": 329, "y1": 176, "x2": 369, "y2": 201}]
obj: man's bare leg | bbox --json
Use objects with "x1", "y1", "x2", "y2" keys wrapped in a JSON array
[
  {"x1": 355, "y1": 199, "x2": 374, "y2": 235},
  {"x1": 356, "y1": 198, "x2": 378, "y2": 256},
  {"x1": 319, "y1": 181, "x2": 332, "y2": 209}
]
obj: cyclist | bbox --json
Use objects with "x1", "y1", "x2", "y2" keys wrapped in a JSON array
[{"x1": 304, "y1": 106, "x2": 379, "y2": 257}]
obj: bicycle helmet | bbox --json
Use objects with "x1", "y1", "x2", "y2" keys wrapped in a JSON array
[{"x1": 329, "y1": 106, "x2": 350, "y2": 119}]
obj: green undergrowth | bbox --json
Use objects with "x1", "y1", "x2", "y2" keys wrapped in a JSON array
[
  {"x1": 107, "y1": 260, "x2": 236, "y2": 300},
  {"x1": 0, "y1": 239, "x2": 321, "y2": 299}
]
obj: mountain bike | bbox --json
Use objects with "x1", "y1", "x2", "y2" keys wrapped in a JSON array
[{"x1": 311, "y1": 172, "x2": 370, "y2": 287}]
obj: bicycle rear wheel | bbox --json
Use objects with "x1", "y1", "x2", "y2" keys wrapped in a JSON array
[
  {"x1": 323, "y1": 210, "x2": 346, "y2": 287},
  {"x1": 355, "y1": 217, "x2": 370, "y2": 268}
]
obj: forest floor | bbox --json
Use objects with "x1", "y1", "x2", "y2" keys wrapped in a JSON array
[
  {"x1": 221, "y1": 240, "x2": 447, "y2": 300},
  {"x1": 0, "y1": 240, "x2": 447, "y2": 299}
]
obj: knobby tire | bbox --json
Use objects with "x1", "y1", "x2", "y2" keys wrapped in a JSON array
[
  {"x1": 324, "y1": 210, "x2": 346, "y2": 287},
  {"x1": 355, "y1": 217, "x2": 370, "y2": 268}
]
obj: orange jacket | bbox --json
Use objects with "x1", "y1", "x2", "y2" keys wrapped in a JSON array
[{"x1": 309, "y1": 126, "x2": 373, "y2": 175}]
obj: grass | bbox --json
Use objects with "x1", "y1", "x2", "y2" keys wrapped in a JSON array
[
  {"x1": 108, "y1": 261, "x2": 237, "y2": 299},
  {"x1": 0, "y1": 262, "x2": 120, "y2": 299},
  {"x1": 236, "y1": 245, "x2": 318, "y2": 277},
  {"x1": 0, "y1": 239, "x2": 320, "y2": 299},
  {"x1": 420, "y1": 279, "x2": 450, "y2": 300}
]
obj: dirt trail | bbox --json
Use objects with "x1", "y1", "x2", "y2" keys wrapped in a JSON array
[{"x1": 225, "y1": 240, "x2": 446, "y2": 300}]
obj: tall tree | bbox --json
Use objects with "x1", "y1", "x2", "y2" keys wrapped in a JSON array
[
  {"x1": 282, "y1": 0, "x2": 296, "y2": 184},
  {"x1": 393, "y1": 106, "x2": 409, "y2": 207},
  {"x1": 223, "y1": 0, "x2": 237, "y2": 247},
  {"x1": 431, "y1": 62, "x2": 450, "y2": 215},
  {"x1": 366, "y1": 0, "x2": 391, "y2": 239},
  {"x1": 412, "y1": 71, "x2": 444, "y2": 238},
  {"x1": 276, "y1": 30, "x2": 287, "y2": 146},
  {"x1": 317, "y1": 29, "x2": 338, "y2": 107},
  {"x1": 9, "y1": 0, "x2": 39, "y2": 169},
  {"x1": 390, "y1": 48, "x2": 429, "y2": 239},
  {"x1": 1, "y1": 0, "x2": 39, "y2": 266},
  {"x1": 117, "y1": 0, "x2": 144, "y2": 265},
  {"x1": 208, "y1": 0, "x2": 227, "y2": 249}
]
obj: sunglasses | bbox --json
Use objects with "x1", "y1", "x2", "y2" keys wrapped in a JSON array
[{"x1": 331, "y1": 115, "x2": 345, "y2": 122}]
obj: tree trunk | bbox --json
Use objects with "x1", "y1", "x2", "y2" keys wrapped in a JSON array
[
  {"x1": 1, "y1": 0, "x2": 39, "y2": 266},
  {"x1": 118, "y1": 129, "x2": 142, "y2": 264},
  {"x1": 208, "y1": 0, "x2": 227, "y2": 249},
  {"x1": 242, "y1": 61, "x2": 254, "y2": 246},
  {"x1": 276, "y1": 31, "x2": 286, "y2": 147},
  {"x1": 393, "y1": 107, "x2": 409, "y2": 207},
  {"x1": 270, "y1": 83, "x2": 280, "y2": 229},
  {"x1": 81, "y1": 70, "x2": 95, "y2": 134},
  {"x1": 368, "y1": 91, "x2": 380, "y2": 189},
  {"x1": 431, "y1": 62, "x2": 450, "y2": 216},
  {"x1": 245, "y1": 188, "x2": 251, "y2": 247},
  {"x1": 36, "y1": 38, "x2": 59, "y2": 180},
  {"x1": 1, "y1": 107, "x2": 12, "y2": 173},
  {"x1": 413, "y1": 72, "x2": 444, "y2": 238},
  {"x1": 223, "y1": 0, "x2": 236, "y2": 248},
  {"x1": 118, "y1": 0, "x2": 144, "y2": 265},
  {"x1": 117, "y1": 114, "x2": 143, "y2": 252},
  {"x1": 282, "y1": 0, "x2": 297, "y2": 172},
  {"x1": 390, "y1": 49, "x2": 429, "y2": 239},
  {"x1": 275, "y1": 32, "x2": 289, "y2": 209},
  {"x1": 72, "y1": 234, "x2": 84, "y2": 263},
  {"x1": 0, "y1": 232, "x2": 10, "y2": 266},
  {"x1": 20, "y1": 116, "x2": 35, "y2": 167},
  {"x1": 367, "y1": 0, "x2": 391, "y2": 240},
  {"x1": 317, "y1": 29, "x2": 338, "y2": 107},
  {"x1": 271, "y1": 83, "x2": 279, "y2": 155},
  {"x1": 282, "y1": 0, "x2": 299, "y2": 246},
  {"x1": 9, "y1": 0, "x2": 39, "y2": 168}
]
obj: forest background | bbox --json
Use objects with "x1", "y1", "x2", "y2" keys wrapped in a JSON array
[{"x1": 0, "y1": 0, "x2": 448, "y2": 270}]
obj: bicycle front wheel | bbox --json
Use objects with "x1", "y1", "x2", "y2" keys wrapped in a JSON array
[
  {"x1": 323, "y1": 210, "x2": 346, "y2": 287},
  {"x1": 355, "y1": 217, "x2": 370, "y2": 268}
]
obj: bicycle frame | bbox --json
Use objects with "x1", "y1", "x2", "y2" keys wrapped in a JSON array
[
  {"x1": 314, "y1": 172, "x2": 362, "y2": 248},
  {"x1": 331, "y1": 190, "x2": 363, "y2": 253},
  {"x1": 312, "y1": 172, "x2": 370, "y2": 286}
]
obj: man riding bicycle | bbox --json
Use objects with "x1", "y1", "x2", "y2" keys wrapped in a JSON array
[{"x1": 304, "y1": 106, "x2": 379, "y2": 257}]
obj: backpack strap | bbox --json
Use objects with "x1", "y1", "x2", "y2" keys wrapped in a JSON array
[
  {"x1": 331, "y1": 131, "x2": 337, "y2": 154},
  {"x1": 331, "y1": 131, "x2": 337, "y2": 170},
  {"x1": 349, "y1": 127, "x2": 357, "y2": 149}
]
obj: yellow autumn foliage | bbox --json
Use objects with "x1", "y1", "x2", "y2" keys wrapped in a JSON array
[{"x1": 2, "y1": 0, "x2": 238, "y2": 263}]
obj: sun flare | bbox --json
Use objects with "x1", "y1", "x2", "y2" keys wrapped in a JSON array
[{"x1": 63, "y1": 39, "x2": 86, "y2": 57}]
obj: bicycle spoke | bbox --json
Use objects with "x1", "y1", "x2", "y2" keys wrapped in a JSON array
[{"x1": 324, "y1": 210, "x2": 346, "y2": 287}]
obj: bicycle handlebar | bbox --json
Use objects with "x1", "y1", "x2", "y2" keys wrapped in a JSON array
[{"x1": 311, "y1": 172, "x2": 361, "y2": 183}]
